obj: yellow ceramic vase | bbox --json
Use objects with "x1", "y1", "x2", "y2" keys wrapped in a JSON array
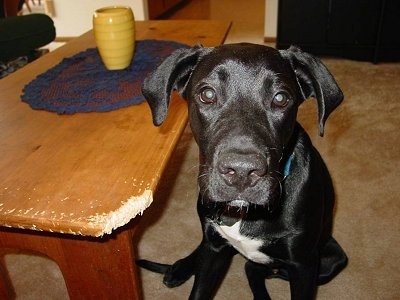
[{"x1": 93, "y1": 6, "x2": 135, "y2": 70}]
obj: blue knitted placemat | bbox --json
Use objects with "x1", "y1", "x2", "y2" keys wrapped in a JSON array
[{"x1": 21, "y1": 39, "x2": 189, "y2": 114}]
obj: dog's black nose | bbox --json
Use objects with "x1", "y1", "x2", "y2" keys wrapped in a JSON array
[{"x1": 217, "y1": 153, "x2": 267, "y2": 190}]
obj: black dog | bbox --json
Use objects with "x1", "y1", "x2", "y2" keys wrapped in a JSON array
[{"x1": 138, "y1": 43, "x2": 348, "y2": 299}]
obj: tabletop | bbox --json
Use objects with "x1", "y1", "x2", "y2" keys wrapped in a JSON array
[{"x1": 0, "y1": 20, "x2": 231, "y2": 237}]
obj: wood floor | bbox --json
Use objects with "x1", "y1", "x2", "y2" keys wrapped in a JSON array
[{"x1": 162, "y1": 0, "x2": 266, "y2": 44}]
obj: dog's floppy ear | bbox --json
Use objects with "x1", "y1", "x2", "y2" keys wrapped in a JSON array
[
  {"x1": 280, "y1": 46, "x2": 343, "y2": 136},
  {"x1": 142, "y1": 45, "x2": 209, "y2": 126}
]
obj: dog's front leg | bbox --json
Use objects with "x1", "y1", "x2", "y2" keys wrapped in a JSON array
[
  {"x1": 189, "y1": 243, "x2": 235, "y2": 300},
  {"x1": 245, "y1": 261, "x2": 272, "y2": 300},
  {"x1": 288, "y1": 261, "x2": 318, "y2": 300}
]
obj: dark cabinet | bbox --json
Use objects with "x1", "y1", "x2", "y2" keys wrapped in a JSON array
[{"x1": 276, "y1": 0, "x2": 400, "y2": 62}]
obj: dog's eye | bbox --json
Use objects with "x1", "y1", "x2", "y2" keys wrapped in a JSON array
[
  {"x1": 199, "y1": 88, "x2": 216, "y2": 104},
  {"x1": 273, "y1": 92, "x2": 289, "y2": 107}
]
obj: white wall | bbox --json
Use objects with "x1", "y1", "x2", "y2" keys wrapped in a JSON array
[
  {"x1": 264, "y1": 0, "x2": 278, "y2": 40},
  {"x1": 45, "y1": 0, "x2": 148, "y2": 38},
  {"x1": 46, "y1": 0, "x2": 278, "y2": 40}
]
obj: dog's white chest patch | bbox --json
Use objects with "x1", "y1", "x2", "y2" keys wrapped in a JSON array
[{"x1": 214, "y1": 221, "x2": 272, "y2": 264}]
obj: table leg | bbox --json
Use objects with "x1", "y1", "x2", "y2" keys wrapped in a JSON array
[
  {"x1": 0, "y1": 222, "x2": 142, "y2": 299},
  {"x1": 0, "y1": 258, "x2": 15, "y2": 299}
]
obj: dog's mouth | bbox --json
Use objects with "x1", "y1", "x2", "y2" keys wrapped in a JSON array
[
  {"x1": 225, "y1": 198, "x2": 276, "y2": 214},
  {"x1": 228, "y1": 199, "x2": 250, "y2": 208},
  {"x1": 211, "y1": 200, "x2": 251, "y2": 222},
  {"x1": 202, "y1": 174, "x2": 282, "y2": 212},
  {"x1": 225, "y1": 200, "x2": 251, "y2": 219},
  {"x1": 209, "y1": 198, "x2": 272, "y2": 224}
]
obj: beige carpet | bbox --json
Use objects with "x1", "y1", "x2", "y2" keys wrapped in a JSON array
[{"x1": 136, "y1": 57, "x2": 400, "y2": 299}]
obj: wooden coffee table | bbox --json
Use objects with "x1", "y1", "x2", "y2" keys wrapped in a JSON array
[{"x1": 0, "y1": 20, "x2": 230, "y2": 299}]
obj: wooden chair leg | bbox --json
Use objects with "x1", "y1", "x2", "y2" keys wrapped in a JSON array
[{"x1": 0, "y1": 222, "x2": 142, "y2": 299}]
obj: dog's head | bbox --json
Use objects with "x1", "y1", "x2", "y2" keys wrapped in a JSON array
[{"x1": 142, "y1": 43, "x2": 343, "y2": 212}]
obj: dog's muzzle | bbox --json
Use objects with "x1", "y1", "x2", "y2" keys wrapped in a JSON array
[{"x1": 199, "y1": 149, "x2": 284, "y2": 211}]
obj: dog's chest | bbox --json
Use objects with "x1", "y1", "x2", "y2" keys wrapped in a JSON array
[{"x1": 213, "y1": 221, "x2": 273, "y2": 264}]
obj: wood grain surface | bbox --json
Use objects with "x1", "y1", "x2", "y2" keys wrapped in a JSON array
[{"x1": 0, "y1": 20, "x2": 231, "y2": 236}]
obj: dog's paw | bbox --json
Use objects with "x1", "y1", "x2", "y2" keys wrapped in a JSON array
[{"x1": 163, "y1": 260, "x2": 195, "y2": 288}]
